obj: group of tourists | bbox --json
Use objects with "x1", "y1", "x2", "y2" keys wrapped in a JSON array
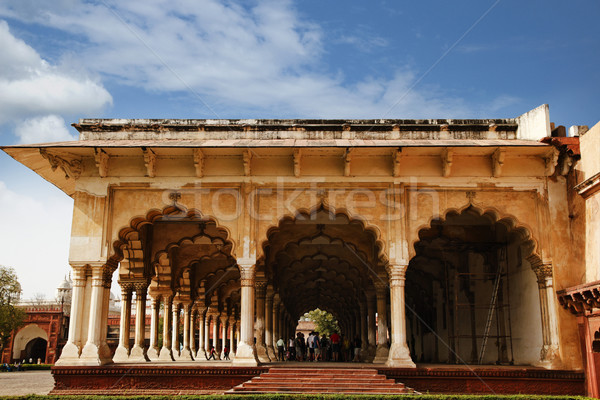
[{"x1": 275, "y1": 332, "x2": 362, "y2": 362}]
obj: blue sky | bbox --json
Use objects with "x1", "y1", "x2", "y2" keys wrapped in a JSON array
[{"x1": 0, "y1": 0, "x2": 598, "y2": 298}]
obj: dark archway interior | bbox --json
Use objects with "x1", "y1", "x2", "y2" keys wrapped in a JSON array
[
  {"x1": 25, "y1": 338, "x2": 47, "y2": 363},
  {"x1": 406, "y1": 207, "x2": 542, "y2": 365}
]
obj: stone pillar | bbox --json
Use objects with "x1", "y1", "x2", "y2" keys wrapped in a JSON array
[
  {"x1": 80, "y1": 264, "x2": 112, "y2": 365},
  {"x1": 254, "y1": 278, "x2": 271, "y2": 362},
  {"x1": 204, "y1": 314, "x2": 211, "y2": 357},
  {"x1": 229, "y1": 317, "x2": 236, "y2": 357},
  {"x1": 171, "y1": 302, "x2": 180, "y2": 358},
  {"x1": 180, "y1": 303, "x2": 194, "y2": 360},
  {"x1": 360, "y1": 302, "x2": 368, "y2": 354},
  {"x1": 367, "y1": 290, "x2": 377, "y2": 359},
  {"x1": 532, "y1": 261, "x2": 562, "y2": 368},
  {"x1": 273, "y1": 294, "x2": 280, "y2": 348},
  {"x1": 373, "y1": 279, "x2": 389, "y2": 363},
  {"x1": 147, "y1": 296, "x2": 160, "y2": 360},
  {"x1": 220, "y1": 315, "x2": 228, "y2": 359},
  {"x1": 57, "y1": 264, "x2": 88, "y2": 364},
  {"x1": 265, "y1": 285, "x2": 276, "y2": 360},
  {"x1": 190, "y1": 308, "x2": 197, "y2": 357},
  {"x1": 232, "y1": 262, "x2": 259, "y2": 366},
  {"x1": 385, "y1": 264, "x2": 416, "y2": 367},
  {"x1": 211, "y1": 314, "x2": 220, "y2": 359},
  {"x1": 128, "y1": 284, "x2": 149, "y2": 362},
  {"x1": 196, "y1": 307, "x2": 206, "y2": 359},
  {"x1": 159, "y1": 295, "x2": 173, "y2": 360}
]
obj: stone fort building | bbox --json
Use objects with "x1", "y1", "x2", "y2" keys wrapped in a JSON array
[{"x1": 2, "y1": 104, "x2": 599, "y2": 395}]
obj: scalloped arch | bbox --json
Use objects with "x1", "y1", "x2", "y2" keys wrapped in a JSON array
[
  {"x1": 261, "y1": 202, "x2": 387, "y2": 264},
  {"x1": 411, "y1": 203, "x2": 541, "y2": 263},
  {"x1": 110, "y1": 205, "x2": 236, "y2": 264}
]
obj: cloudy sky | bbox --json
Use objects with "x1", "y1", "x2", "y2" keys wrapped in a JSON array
[{"x1": 0, "y1": 0, "x2": 599, "y2": 299}]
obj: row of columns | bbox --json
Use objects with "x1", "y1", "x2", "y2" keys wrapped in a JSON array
[
  {"x1": 112, "y1": 290, "x2": 240, "y2": 362},
  {"x1": 56, "y1": 261, "x2": 562, "y2": 368}
]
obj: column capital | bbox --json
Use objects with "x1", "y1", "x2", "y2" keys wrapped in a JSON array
[
  {"x1": 255, "y1": 279, "x2": 268, "y2": 298},
  {"x1": 528, "y1": 257, "x2": 553, "y2": 287},
  {"x1": 373, "y1": 278, "x2": 388, "y2": 297},
  {"x1": 386, "y1": 263, "x2": 408, "y2": 287},
  {"x1": 238, "y1": 263, "x2": 256, "y2": 286}
]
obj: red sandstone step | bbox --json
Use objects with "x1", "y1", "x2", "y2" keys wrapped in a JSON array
[{"x1": 227, "y1": 366, "x2": 417, "y2": 395}]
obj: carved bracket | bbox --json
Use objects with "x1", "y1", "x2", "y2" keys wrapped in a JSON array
[
  {"x1": 143, "y1": 148, "x2": 156, "y2": 178},
  {"x1": 94, "y1": 149, "x2": 109, "y2": 178},
  {"x1": 40, "y1": 149, "x2": 82, "y2": 180},
  {"x1": 491, "y1": 148, "x2": 505, "y2": 178},
  {"x1": 543, "y1": 148, "x2": 559, "y2": 176},
  {"x1": 441, "y1": 148, "x2": 453, "y2": 177},
  {"x1": 243, "y1": 149, "x2": 252, "y2": 176},
  {"x1": 193, "y1": 148, "x2": 205, "y2": 178},
  {"x1": 393, "y1": 148, "x2": 402, "y2": 177},
  {"x1": 293, "y1": 148, "x2": 301, "y2": 178},
  {"x1": 344, "y1": 148, "x2": 353, "y2": 177}
]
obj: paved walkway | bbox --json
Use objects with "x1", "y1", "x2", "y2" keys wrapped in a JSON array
[{"x1": 0, "y1": 370, "x2": 54, "y2": 396}]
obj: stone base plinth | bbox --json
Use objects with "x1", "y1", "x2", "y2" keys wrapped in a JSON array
[
  {"x1": 378, "y1": 366, "x2": 585, "y2": 396},
  {"x1": 51, "y1": 365, "x2": 267, "y2": 394}
]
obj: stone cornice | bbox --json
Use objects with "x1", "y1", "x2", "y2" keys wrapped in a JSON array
[
  {"x1": 574, "y1": 171, "x2": 600, "y2": 199},
  {"x1": 557, "y1": 280, "x2": 600, "y2": 315}
]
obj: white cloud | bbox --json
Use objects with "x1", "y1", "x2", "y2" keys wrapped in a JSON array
[
  {"x1": 14, "y1": 115, "x2": 76, "y2": 144},
  {"x1": 0, "y1": 20, "x2": 112, "y2": 125},
  {"x1": 0, "y1": 0, "x2": 478, "y2": 118},
  {"x1": 0, "y1": 180, "x2": 73, "y2": 299}
]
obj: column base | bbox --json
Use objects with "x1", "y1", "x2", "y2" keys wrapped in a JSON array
[
  {"x1": 113, "y1": 345, "x2": 130, "y2": 362},
  {"x1": 147, "y1": 346, "x2": 160, "y2": 361},
  {"x1": 158, "y1": 346, "x2": 174, "y2": 361},
  {"x1": 385, "y1": 343, "x2": 416, "y2": 368},
  {"x1": 267, "y1": 345, "x2": 277, "y2": 361},
  {"x1": 196, "y1": 349, "x2": 208, "y2": 360},
  {"x1": 256, "y1": 343, "x2": 271, "y2": 362},
  {"x1": 55, "y1": 342, "x2": 81, "y2": 365},
  {"x1": 536, "y1": 345, "x2": 562, "y2": 369},
  {"x1": 373, "y1": 345, "x2": 390, "y2": 363},
  {"x1": 179, "y1": 348, "x2": 194, "y2": 361},
  {"x1": 232, "y1": 343, "x2": 259, "y2": 366},
  {"x1": 79, "y1": 342, "x2": 113, "y2": 365},
  {"x1": 129, "y1": 345, "x2": 149, "y2": 362}
]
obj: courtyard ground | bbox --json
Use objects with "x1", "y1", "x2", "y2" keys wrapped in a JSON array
[{"x1": 0, "y1": 370, "x2": 53, "y2": 396}]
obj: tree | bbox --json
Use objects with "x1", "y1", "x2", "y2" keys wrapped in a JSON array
[
  {"x1": 0, "y1": 266, "x2": 25, "y2": 354},
  {"x1": 302, "y1": 308, "x2": 339, "y2": 335}
]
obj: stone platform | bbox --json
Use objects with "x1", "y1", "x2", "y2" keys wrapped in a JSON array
[{"x1": 51, "y1": 363, "x2": 586, "y2": 396}]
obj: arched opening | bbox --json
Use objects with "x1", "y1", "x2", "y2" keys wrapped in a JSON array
[
  {"x1": 259, "y1": 205, "x2": 386, "y2": 362},
  {"x1": 25, "y1": 338, "x2": 48, "y2": 363},
  {"x1": 12, "y1": 324, "x2": 49, "y2": 362},
  {"x1": 406, "y1": 206, "x2": 542, "y2": 365},
  {"x1": 111, "y1": 206, "x2": 240, "y2": 362}
]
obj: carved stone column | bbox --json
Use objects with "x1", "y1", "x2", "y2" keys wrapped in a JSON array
[
  {"x1": 229, "y1": 317, "x2": 236, "y2": 358},
  {"x1": 190, "y1": 308, "x2": 197, "y2": 357},
  {"x1": 196, "y1": 307, "x2": 206, "y2": 359},
  {"x1": 385, "y1": 264, "x2": 415, "y2": 367},
  {"x1": 147, "y1": 295, "x2": 161, "y2": 360},
  {"x1": 113, "y1": 286, "x2": 132, "y2": 362},
  {"x1": 220, "y1": 315, "x2": 228, "y2": 359},
  {"x1": 532, "y1": 260, "x2": 562, "y2": 368},
  {"x1": 265, "y1": 285, "x2": 276, "y2": 360},
  {"x1": 360, "y1": 301, "x2": 368, "y2": 354},
  {"x1": 56, "y1": 264, "x2": 88, "y2": 364},
  {"x1": 171, "y1": 302, "x2": 180, "y2": 358},
  {"x1": 366, "y1": 290, "x2": 377, "y2": 359},
  {"x1": 159, "y1": 295, "x2": 173, "y2": 360},
  {"x1": 80, "y1": 264, "x2": 112, "y2": 365},
  {"x1": 129, "y1": 283, "x2": 149, "y2": 362},
  {"x1": 204, "y1": 314, "x2": 211, "y2": 357},
  {"x1": 273, "y1": 294, "x2": 280, "y2": 347},
  {"x1": 232, "y1": 262, "x2": 259, "y2": 365},
  {"x1": 254, "y1": 278, "x2": 271, "y2": 362},
  {"x1": 180, "y1": 302, "x2": 194, "y2": 360},
  {"x1": 373, "y1": 278, "x2": 390, "y2": 363},
  {"x1": 211, "y1": 313, "x2": 220, "y2": 359}
]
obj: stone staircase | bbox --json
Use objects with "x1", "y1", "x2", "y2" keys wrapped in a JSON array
[{"x1": 228, "y1": 367, "x2": 417, "y2": 394}]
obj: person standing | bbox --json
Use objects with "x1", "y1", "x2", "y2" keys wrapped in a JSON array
[
  {"x1": 353, "y1": 336, "x2": 362, "y2": 362},
  {"x1": 276, "y1": 337, "x2": 285, "y2": 361},
  {"x1": 330, "y1": 331, "x2": 340, "y2": 361}
]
